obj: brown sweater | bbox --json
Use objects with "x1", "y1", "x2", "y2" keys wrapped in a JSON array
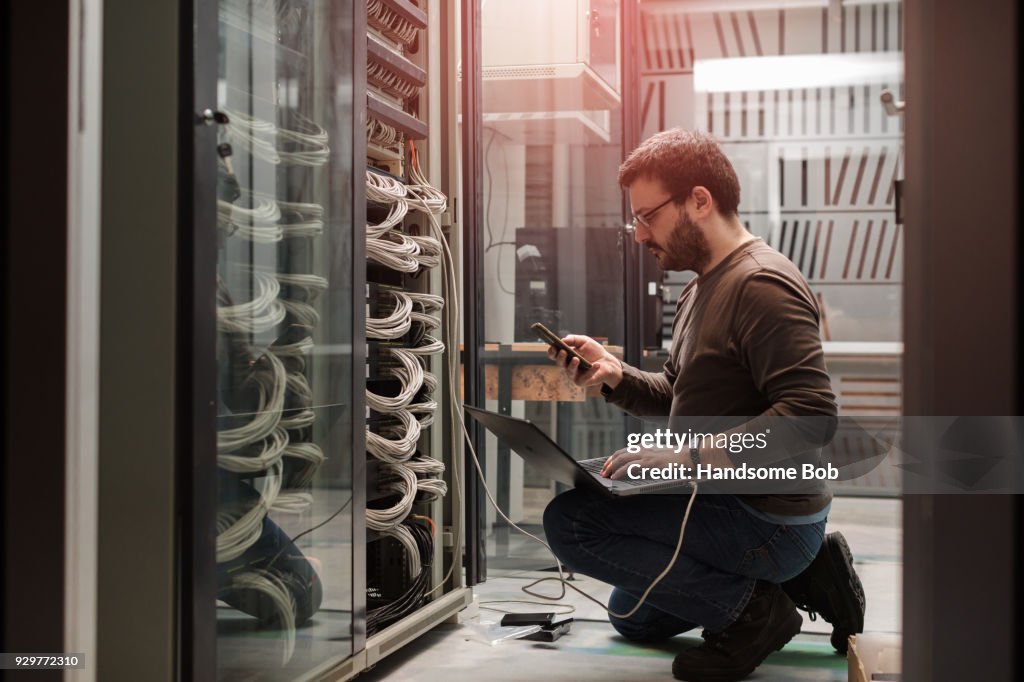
[{"x1": 605, "y1": 238, "x2": 836, "y2": 516}]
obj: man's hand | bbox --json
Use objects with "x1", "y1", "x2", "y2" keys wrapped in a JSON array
[
  {"x1": 601, "y1": 447, "x2": 688, "y2": 480},
  {"x1": 546, "y1": 334, "x2": 624, "y2": 389}
]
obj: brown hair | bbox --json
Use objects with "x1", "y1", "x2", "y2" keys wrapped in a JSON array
[{"x1": 617, "y1": 129, "x2": 741, "y2": 216}]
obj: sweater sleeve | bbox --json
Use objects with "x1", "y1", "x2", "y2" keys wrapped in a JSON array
[
  {"x1": 731, "y1": 273, "x2": 838, "y2": 458},
  {"x1": 602, "y1": 360, "x2": 676, "y2": 417}
]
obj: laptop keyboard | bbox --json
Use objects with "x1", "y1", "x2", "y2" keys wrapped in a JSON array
[{"x1": 578, "y1": 457, "x2": 650, "y2": 486}]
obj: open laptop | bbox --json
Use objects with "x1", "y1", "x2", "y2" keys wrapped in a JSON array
[{"x1": 464, "y1": 405, "x2": 691, "y2": 497}]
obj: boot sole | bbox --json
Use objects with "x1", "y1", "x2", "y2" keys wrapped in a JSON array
[
  {"x1": 672, "y1": 606, "x2": 803, "y2": 682},
  {"x1": 824, "y1": 532, "x2": 866, "y2": 653}
]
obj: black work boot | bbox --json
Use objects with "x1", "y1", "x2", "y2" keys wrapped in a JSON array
[
  {"x1": 781, "y1": 531, "x2": 865, "y2": 654},
  {"x1": 672, "y1": 581, "x2": 801, "y2": 682}
]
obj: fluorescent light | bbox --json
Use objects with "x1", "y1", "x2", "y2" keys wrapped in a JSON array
[{"x1": 694, "y1": 52, "x2": 903, "y2": 93}]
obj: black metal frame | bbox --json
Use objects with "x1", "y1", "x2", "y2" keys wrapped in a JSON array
[
  {"x1": 180, "y1": 0, "x2": 220, "y2": 675},
  {"x1": 460, "y1": 0, "x2": 486, "y2": 585},
  {"x1": 179, "y1": 0, "x2": 220, "y2": 678},
  {"x1": 351, "y1": 0, "x2": 369, "y2": 655},
  {"x1": 902, "y1": 1, "x2": 1020, "y2": 679},
  {"x1": 620, "y1": 0, "x2": 644, "y2": 435},
  {"x1": 2, "y1": 0, "x2": 70, "y2": 670}
]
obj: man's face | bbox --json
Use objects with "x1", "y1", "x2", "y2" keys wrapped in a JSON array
[{"x1": 628, "y1": 177, "x2": 711, "y2": 273}]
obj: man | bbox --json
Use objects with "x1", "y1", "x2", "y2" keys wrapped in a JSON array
[{"x1": 542, "y1": 129, "x2": 864, "y2": 681}]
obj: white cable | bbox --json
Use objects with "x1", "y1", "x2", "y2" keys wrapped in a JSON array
[
  {"x1": 217, "y1": 193, "x2": 281, "y2": 223},
  {"x1": 407, "y1": 399, "x2": 438, "y2": 416},
  {"x1": 407, "y1": 292, "x2": 444, "y2": 311},
  {"x1": 275, "y1": 272, "x2": 329, "y2": 300},
  {"x1": 285, "y1": 371, "x2": 313, "y2": 402},
  {"x1": 409, "y1": 311, "x2": 440, "y2": 329},
  {"x1": 367, "y1": 290, "x2": 413, "y2": 340},
  {"x1": 282, "y1": 441, "x2": 325, "y2": 465},
  {"x1": 416, "y1": 478, "x2": 448, "y2": 499},
  {"x1": 368, "y1": 118, "x2": 398, "y2": 145},
  {"x1": 271, "y1": 492, "x2": 314, "y2": 513},
  {"x1": 387, "y1": 347, "x2": 426, "y2": 400},
  {"x1": 217, "y1": 270, "x2": 286, "y2": 334},
  {"x1": 367, "y1": 117, "x2": 405, "y2": 152},
  {"x1": 366, "y1": 169, "x2": 407, "y2": 203},
  {"x1": 280, "y1": 409, "x2": 315, "y2": 430},
  {"x1": 365, "y1": 348, "x2": 424, "y2": 412},
  {"x1": 279, "y1": 372, "x2": 314, "y2": 429},
  {"x1": 281, "y1": 299, "x2": 320, "y2": 328},
  {"x1": 216, "y1": 460, "x2": 283, "y2": 562},
  {"x1": 404, "y1": 334, "x2": 444, "y2": 356},
  {"x1": 366, "y1": 231, "x2": 422, "y2": 273},
  {"x1": 405, "y1": 455, "x2": 444, "y2": 475},
  {"x1": 218, "y1": 194, "x2": 284, "y2": 243},
  {"x1": 409, "y1": 234, "x2": 442, "y2": 269},
  {"x1": 367, "y1": 0, "x2": 419, "y2": 45},
  {"x1": 218, "y1": 426, "x2": 289, "y2": 473},
  {"x1": 229, "y1": 222, "x2": 284, "y2": 244},
  {"x1": 218, "y1": 194, "x2": 324, "y2": 240},
  {"x1": 217, "y1": 351, "x2": 287, "y2": 452},
  {"x1": 223, "y1": 108, "x2": 329, "y2": 167},
  {"x1": 366, "y1": 409, "x2": 421, "y2": 462},
  {"x1": 404, "y1": 179, "x2": 447, "y2": 216},
  {"x1": 229, "y1": 569, "x2": 296, "y2": 664},
  {"x1": 367, "y1": 200, "x2": 409, "y2": 239},
  {"x1": 223, "y1": 107, "x2": 281, "y2": 165},
  {"x1": 270, "y1": 336, "x2": 315, "y2": 359},
  {"x1": 278, "y1": 198, "x2": 325, "y2": 238},
  {"x1": 367, "y1": 462, "x2": 418, "y2": 530},
  {"x1": 422, "y1": 370, "x2": 438, "y2": 394},
  {"x1": 407, "y1": 456, "x2": 448, "y2": 499},
  {"x1": 368, "y1": 61, "x2": 419, "y2": 101},
  {"x1": 281, "y1": 441, "x2": 326, "y2": 487},
  {"x1": 277, "y1": 198, "x2": 324, "y2": 219},
  {"x1": 409, "y1": 292, "x2": 444, "y2": 330}
]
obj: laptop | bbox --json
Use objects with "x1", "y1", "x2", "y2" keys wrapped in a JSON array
[{"x1": 464, "y1": 405, "x2": 691, "y2": 497}]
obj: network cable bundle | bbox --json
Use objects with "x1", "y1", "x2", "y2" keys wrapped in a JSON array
[
  {"x1": 363, "y1": 0, "x2": 454, "y2": 636},
  {"x1": 364, "y1": 159, "x2": 451, "y2": 632},
  {"x1": 212, "y1": 1, "x2": 334, "y2": 662},
  {"x1": 365, "y1": 0, "x2": 429, "y2": 176}
]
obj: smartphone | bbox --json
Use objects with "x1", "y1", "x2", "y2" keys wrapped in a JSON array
[
  {"x1": 531, "y1": 322, "x2": 593, "y2": 372},
  {"x1": 500, "y1": 612, "x2": 557, "y2": 627}
]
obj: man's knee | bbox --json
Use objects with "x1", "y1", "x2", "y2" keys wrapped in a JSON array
[
  {"x1": 607, "y1": 588, "x2": 696, "y2": 643},
  {"x1": 607, "y1": 588, "x2": 655, "y2": 641}
]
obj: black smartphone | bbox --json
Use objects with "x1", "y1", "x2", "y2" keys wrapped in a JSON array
[
  {"x1": 500, "y1": 612, "x2": 557, "y2": 627},
  {"x1": 531, "y1": 322, "x2": 593, "y2": 372}
]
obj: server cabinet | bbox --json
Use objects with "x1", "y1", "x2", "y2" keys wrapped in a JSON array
[{"x1": 185, "y1": 1, "x2": 469, "y2": 679}]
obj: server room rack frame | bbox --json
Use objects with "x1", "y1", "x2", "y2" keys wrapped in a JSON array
[{"x1": 182, "y1": 0, "x2": 472, "y2": 679}]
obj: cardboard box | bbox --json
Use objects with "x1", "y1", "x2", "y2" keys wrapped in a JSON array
[{"x1": 848, "y1": 633, "x2": 902, "y2": 681}]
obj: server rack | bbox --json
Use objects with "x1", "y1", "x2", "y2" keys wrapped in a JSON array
[{"x1": 184, "y1": 1, "x2": 470, "y2": 679}]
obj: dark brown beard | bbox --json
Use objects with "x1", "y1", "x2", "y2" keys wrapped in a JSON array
[{"x1": 658, "y1": 211, "x2": 711, "y2": 273}]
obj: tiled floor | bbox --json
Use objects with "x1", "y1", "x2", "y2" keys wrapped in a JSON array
[{"x1": 357, "y1": 496, "x2": 900, "y2": 681}]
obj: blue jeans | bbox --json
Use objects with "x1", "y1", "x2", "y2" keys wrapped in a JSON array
[{"x1": 542, "y1": 488, "x2": 825, "y2": 640}]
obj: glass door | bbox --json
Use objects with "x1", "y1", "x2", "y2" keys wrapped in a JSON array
[
  {"x1": 208, "y1": 0, "x2": 358, "y2": 677},
  {"x1": 476, "y1": 0, "x2": 630, "y2": 572}
]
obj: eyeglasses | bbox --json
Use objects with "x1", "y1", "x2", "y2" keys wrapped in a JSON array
[{"x1": 629, "y1": 195, "x2": 676, "y2": 231}]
